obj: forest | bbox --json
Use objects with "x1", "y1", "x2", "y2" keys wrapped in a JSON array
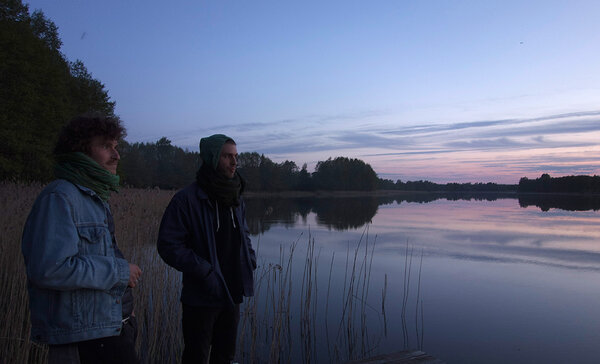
[
  {"x1": 115, "y1": 138, "x2": 518, "y2": 192},
  {"x1": 1, "y1": 0, "x2": 596, "y2": 194},
  {"x1": 518, "y1": 173, "x2": 600, "y2": 194},
  {"x1": 1, "y1": 0, "x2": 115, "y2": 181}
]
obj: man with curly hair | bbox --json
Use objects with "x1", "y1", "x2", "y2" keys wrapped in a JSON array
[{"x1": 22, "y1": 113, "x2": 142, "y2": 364}]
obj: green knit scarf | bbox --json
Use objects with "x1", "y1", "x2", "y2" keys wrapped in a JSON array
[{"x1": 55, "y1": 152, "x2": 120, "y2": 201}]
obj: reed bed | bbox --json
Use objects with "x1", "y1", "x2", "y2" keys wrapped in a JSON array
[
  {"x1": 0, "y1": 181, "x2": 46, "y2": 363},
  {"x1": 0, "y1": 182, "x2": 424, "y2": 363}
]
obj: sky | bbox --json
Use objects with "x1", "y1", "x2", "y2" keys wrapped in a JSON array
[{"x1": 25, "y1": 0, "x2": 600, "y2": 184}]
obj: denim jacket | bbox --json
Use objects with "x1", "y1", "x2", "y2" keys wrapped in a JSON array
[
  {"x1": 157, "y1": 182, "x2": 256, "y2": 307},
  {"x1": 21, "y1": 179, "x2": 130, "y2": 345}
]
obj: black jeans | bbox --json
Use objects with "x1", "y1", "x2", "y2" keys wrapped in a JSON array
[
  {"x1": 48, "y1": 317, "x2": 139, "y2": 364},
  {"x1": 182, "y1": 303, "x2": 240, "y2": 364},
  {"x1": 78, "y1": 316, "x2": 139, "y2": 364}
]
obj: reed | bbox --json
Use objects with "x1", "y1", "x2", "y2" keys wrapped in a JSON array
[
  {"x1": 0, "y1": 182, "x2": 425, "y2": 363},
  {"x1": 0, "y1": 181, "x2": 47, "y2": 363}
]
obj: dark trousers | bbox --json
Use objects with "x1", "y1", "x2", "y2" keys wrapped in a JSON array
[
  {"x1": 48, "y1": 317, "x2": 139, "y2": 364},
  {"x1": 182, "y1": 303, "x2": 240, "y2": 364}
]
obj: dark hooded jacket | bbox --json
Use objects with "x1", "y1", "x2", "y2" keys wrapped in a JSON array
[{"x1": 156, "y1": 182, "x2": 256, "y2": 306}]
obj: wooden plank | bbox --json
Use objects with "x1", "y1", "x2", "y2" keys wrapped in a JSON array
[{"x1": 344, "y1": 350, "x2": 445, "y2": 364}]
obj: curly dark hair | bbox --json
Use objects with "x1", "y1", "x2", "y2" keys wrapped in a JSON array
[{"x1": 54, "y1": 113, "x2": 126, "y2": 155}]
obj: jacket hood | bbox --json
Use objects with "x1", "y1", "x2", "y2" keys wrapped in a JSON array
[{"x1": 199, "y1": 134, "x2": 235, "y2": 170}]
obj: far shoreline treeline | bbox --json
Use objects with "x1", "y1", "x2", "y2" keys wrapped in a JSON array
[
  {"x1": 94, "y1": 138, "x2": 600, "y2": 195},
  {"x1": 114, "y1": 137, "x2": 519, "y2": 192}
]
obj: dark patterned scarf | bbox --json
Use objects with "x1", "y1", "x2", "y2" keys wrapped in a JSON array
[{"x1": 196, "y1": 163, "x2": 244, "y2": 207}]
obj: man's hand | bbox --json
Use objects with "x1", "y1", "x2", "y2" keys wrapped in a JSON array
[{"x1": 128, "y1": 263, "x2": 142, "y2": 288}]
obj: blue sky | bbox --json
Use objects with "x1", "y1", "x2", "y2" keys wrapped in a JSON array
[{"x1": 26, "y1": 0, "x2": 600, "y2": 183}]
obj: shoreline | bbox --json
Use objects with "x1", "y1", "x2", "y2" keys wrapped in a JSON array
[
  {"x1": 243, "y1": 189, "x2": 600, "y2": 198},
  {"x1": 243, "y1": 190, "x2": 520, "y2": 198}
]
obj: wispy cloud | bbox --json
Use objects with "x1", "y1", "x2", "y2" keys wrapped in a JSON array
[
  {"x1": 379, "y1": 110, "x2": 600, "y2": 140},
  {"x1": 445, "y1": 137, "x2": 526, "y2": 149},
  {"x1": 331, "y1": 131, "x2": 414, "y2": 149},
  {"x1": 158, "y1": 109, "x2": 600, "y2": 183}
]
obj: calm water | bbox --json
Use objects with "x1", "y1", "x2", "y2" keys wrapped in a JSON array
[{"x1": 243, "y1": 193, "x2": 600, "y2": 364}]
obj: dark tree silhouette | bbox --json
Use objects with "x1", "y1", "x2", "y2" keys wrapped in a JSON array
[{"x1": 1, "y1": 0, "x2": 116, "y2": 181}]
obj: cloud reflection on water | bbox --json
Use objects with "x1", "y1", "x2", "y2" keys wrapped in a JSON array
[
  {"x1": 247, "y1": 195, "x2": 600, "y2": 272},
  {"x1": 372, "y1": 199, "x2": 600, "y2": 273}
]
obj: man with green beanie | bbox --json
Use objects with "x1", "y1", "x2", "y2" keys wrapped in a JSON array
[
  {"x1": 157, "y1": 134, "x2": 257, "y2": 364},
  {"x1": 22, "y1": 113, "x2": 142, "y2": 364}
]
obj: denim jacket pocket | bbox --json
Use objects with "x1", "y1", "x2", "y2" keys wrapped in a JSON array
[
  {"x1": 48, "y1": 289, "x2": 84, "y2": 330},
  {"x1": 76, "y1": 225, "x2": 108, "y2": 255}
]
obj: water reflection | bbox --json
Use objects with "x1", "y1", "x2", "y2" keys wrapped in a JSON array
[
  {"x1": 518, "y1": 193, "x2": 600, "y2": 211},
  {"x1": 244, "y1": 197, "x2": 312, "y2": 234},
  {"x1": 311, "y1": 198, "x2": 379, "y2": 230},
  {"x1": 245, "y1": 193, "x2": 600, "y2": 235},
  {"x1": 246, "y1": 195, "x2": 600, "y2": 363},
  {"x1": 245, "y1": 196, "x2": 381, "y2": 234},
  {"x1": 373, "y1": 198, "x2": 600, "y2": 273}
]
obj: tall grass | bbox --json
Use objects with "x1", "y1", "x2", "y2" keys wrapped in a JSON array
[
  {"x1": 0, "y1": 182, "x2": 424, "y2": 363},
  {"x1": 0, "y1": 182, "x2": 46, "y2": 363},
  {"x1": 110, "y1": 188, "x2": 181, "y2": 363}
]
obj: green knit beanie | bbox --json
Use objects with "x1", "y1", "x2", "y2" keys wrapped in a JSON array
[{"x1": 199, "y1": 134, "x2": 235, "y2": 170}]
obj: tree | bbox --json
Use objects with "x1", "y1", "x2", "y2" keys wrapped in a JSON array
[
  {"x1": 518, "y1": 174, "x2": 600, "y2": 194},
  {"x1": 69, "y1": 60, "x2": 115, "y2": 116},
  {"x1": 119, "y1": 138, "x2": 199, "y2": 189},
  {"x1": 30, "y1": 9, "x2": 61, "y2": 51},
  {"x1": 312, "y1": 157, "x2": 378, "y2": 191},
  {"x1": 0, "y1": 0, "x2": 29, "y2": 21},
  {"x1": 296, "y1": 163, "x2": 312, "y2": 191},
  {"x1": 0, "y1": 0, "x2": 116, "y2": 181}
]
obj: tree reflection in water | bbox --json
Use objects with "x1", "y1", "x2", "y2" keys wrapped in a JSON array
[
  {"x1": 245, "y1": 192, "x2": 600, "y2": 235},
  {"x1": 245, "y1": 197, "x2": 381, "y2": 234},
  {"x1": 518, "y1": 193, "x2": 600, "y2": 211}
]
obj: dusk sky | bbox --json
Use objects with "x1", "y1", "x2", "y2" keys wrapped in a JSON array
[{"x1": 25, "y1": 0, "x2": 600, "y2": 184}]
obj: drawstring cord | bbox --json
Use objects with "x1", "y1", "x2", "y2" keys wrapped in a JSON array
[
  {"x1": 215, "y1": 201, "x2": 220, "y2": 231},
  {"x1": 215, "y1": 200, "x2": 236, "y2": 231}
]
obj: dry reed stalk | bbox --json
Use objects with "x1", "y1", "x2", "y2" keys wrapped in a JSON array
[
  {"x1": 401, "y1": 241, "x2": 415, "y2": 349},
  {"x1": 415, "y1": 249, "x2": 424, "y2": 350},
  {"x1": 110, "y1": 187, "x2": 180, "y2": 364},
  {"x1": 0, "y1": 182, "x2": 47, "y2": 363},
  {"x1": 324, "y1": 252, "x2": 336, "y2": 362},
  {"x1": 300, "y1": 235, "x2": 320, "y2": 363},
  {"x1": 382, "y1": 273, "x2": 388, "y2": 337}
]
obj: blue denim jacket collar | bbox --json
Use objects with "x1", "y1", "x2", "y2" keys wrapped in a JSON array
[{"x1": 68, "y1": 180, "x2": 109, "y2": 206}]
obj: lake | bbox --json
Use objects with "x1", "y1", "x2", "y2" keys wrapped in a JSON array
[{"x1": 241, "y1": 193, "x2": 600, "y2": 364}]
